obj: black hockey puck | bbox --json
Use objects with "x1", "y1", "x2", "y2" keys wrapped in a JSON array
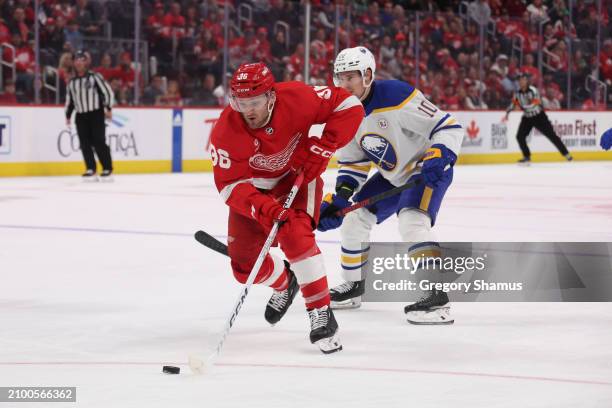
[{"x1": 162, "y1": 365, "x2": 180, "y2": 374}]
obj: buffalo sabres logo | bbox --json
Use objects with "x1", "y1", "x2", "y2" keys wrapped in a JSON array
[
  {"x1": 377, "y1": 119, "x2": 388, "y2": 129},
  {"x1": 359, "y1": 133, "x2": 397, "y2": 171},
  {"x1": 265, "y1": 127, "x2": 274, "y2": 135}
]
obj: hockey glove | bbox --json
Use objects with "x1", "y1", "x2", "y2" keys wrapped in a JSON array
[
  {"x1": 250, "y1": 194, "x2": 296, "y2": 229},
  {"x1": 293, "y1": 138, "x2": 335, "y2": 183},
  {"x1": 317, "y1": 193, "x2": 351, "y2": 232},
  {"x1": 601, "y1": 128, "x2": 612, "y2": 151},
  {"x1": 421, "y1": 144, "x2": 457, "y2": 188}
]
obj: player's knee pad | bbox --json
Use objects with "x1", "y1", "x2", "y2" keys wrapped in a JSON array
[
  {"x1": 398, "y1": 209, "x2": 437, "y2": 243},
  {"x1": 231, "y1": 254, "x2": 282, "y2": 286},
  {"x1": 341, "y1": 208, "x2": 377, "y2": 248}
]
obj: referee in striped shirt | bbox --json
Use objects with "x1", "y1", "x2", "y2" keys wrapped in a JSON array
[
  {"x1": 504, "y1": 73, "x2": 572, "y2": 165},
  {"x1": 65, "y1": 50, "x2": 114, "y2": 180}
]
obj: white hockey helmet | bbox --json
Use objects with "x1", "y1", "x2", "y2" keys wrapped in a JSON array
[{"x1": 333, "y1": 46, "x2": 376, "y2": 88}]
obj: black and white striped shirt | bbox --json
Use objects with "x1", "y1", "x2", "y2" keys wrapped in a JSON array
[
  {"x1": 507, "y1": 85, "x2": 543, "y2": 118},
  {"x1": 65, "y1": 71, "x2": 114, "y2": 118}
]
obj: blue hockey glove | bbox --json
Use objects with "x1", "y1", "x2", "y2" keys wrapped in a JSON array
[
  {"x1": 421, "y1": 144, "x2": 457, "y2": 188},
  {"x1": 317, "y1": 193, "x2": 351, "y2": 232},
  {"x1": 601, "y1": 128, "x2": 612, "y2": 151}
]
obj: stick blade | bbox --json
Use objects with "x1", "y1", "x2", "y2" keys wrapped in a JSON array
[
  {"x1": 188, "y1": 353, "x2": 214, "y2": 375},
  {"x1": 194, "y1": 230, "x2": 228, "y2": 256}
]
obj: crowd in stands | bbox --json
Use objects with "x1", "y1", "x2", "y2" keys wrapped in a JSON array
[{"x1": 0, "y1": 0, "x2": 610, "y2": 109}]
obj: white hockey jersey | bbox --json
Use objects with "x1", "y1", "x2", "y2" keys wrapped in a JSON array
[{"x1": 336, "y1": 80, "x2": 464, "y2": 189}]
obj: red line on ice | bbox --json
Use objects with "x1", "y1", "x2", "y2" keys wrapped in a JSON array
[{"x1": 1, "y1": 361, "x2": 610, "y2": 386}]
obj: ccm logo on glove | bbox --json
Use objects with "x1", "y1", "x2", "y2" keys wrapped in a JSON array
[{"x1": 310, "y1": 144, "x2": 333, "y2": 158}]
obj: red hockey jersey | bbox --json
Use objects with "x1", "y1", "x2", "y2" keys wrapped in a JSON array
[{"x1": 211, "y1": 81, "x2": 364, "y2": 218}]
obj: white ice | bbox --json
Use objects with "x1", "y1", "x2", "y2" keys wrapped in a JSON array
[{"x1": 1, "y1": 162, "x2": 612, "y2": 408}]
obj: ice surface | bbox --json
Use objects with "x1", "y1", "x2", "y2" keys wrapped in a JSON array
[{"x1": 1, "y1": 162, "x2": 611, "y2": 407}]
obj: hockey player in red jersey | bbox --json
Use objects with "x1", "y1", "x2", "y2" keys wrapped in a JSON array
[{"x1": 210, "y1": 62, "x2": 364, "y2": 353}]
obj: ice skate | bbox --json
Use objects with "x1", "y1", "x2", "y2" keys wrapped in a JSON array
[
  {"x1": 330, "y1": 280, "x2": 365, "y2": 309},
  {"x1": 517, "y1": 157, "x2": 531, "y2": 166},
  {"x1": 404, "y1": 289, "x2": 454, "y2": 325},
  {"x1": 100, "y1": 170, "x2": 114, "y2": 182},
  {"x1": 82, "y1": 169, "x2": 98, "y2": 182},
  {"x1": 265, "y1": 263, "x2": 299, "y2": 325},
  {"x1": 308, "y1": 305, "x2": 342, "y2": 354}
]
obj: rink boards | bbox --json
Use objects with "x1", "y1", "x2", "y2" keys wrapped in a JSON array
[{"x1": 0, "y1": 106, "x2": 610, "y2": 176}]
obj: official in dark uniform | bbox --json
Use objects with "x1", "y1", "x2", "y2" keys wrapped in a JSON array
[
  {"x1": 504, "y1": 73, "x2": 572, "y2": 165},
  {"x1": 65, "y1": 50, "x2": 114, "y2": 180}
]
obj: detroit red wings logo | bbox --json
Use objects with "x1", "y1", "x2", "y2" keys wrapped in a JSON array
[{"x1": 249, "y1": 133, "x2": 301, "y2": 172}]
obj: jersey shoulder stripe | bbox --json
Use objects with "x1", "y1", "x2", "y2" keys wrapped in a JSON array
[{"x1": 365, "y1": 80, "x2": 416, "y2": 116}]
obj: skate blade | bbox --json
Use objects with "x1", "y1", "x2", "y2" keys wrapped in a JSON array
[
  {"x1": 315, "y1": 332, "x2": 342, "y2": 354},
  {"x1": 518, "y1": 162, "x2": 531, "y2": 167},
  {"x1": 100, "y1": 176, "x2": 114, "y2": 183},
  {"x1": 330, "y1": 297, "x2": 361, "y2": 310},
  {"x1": 406, "y1": 308, "x2": 454, "y2": 325},
  {"x1": 82, "y1": 177, "x2": 99, "y2": 183}
]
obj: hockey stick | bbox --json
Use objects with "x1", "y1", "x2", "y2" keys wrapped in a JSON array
[
  {"x1": 334, "y1": 177, "x2": 421, "y2": 217},
  {"x1": 193, "y1": 177, "x2": 422, "y2": 257},
  {"x1": 188, "y1": 171, "x2": 304, "y2": 374}
]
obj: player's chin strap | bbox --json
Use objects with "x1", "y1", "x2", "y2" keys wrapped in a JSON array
[
  {"x1": 359, "y1": 77, "x2": 374, "y2": 101},
  {"x1": 257, "y1": 91, "x2": 276, "y2": 128}
]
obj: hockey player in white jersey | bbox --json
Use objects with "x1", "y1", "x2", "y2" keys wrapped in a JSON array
[{"x1": 318, "y1": 46, "x2": 464, "y2": 324}]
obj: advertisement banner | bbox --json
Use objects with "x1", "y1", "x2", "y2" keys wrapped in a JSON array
[{"x1": 0, "y1": 107, "x2": 174, "y2": 175}]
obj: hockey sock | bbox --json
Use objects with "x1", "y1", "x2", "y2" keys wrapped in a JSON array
[{"x1": 291, "y1": 254, "x2": 330, "y2": 309}]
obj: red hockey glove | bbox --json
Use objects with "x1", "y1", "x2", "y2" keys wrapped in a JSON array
[
  {"x1": 250, "y1": 193, "x2": 296, "y2": 229},
  {"x1": 293, "y1": 137, "x2": 335, "y2": 183}
]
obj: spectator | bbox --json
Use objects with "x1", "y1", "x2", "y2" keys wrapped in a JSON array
[
  {"x1": 58, "y1": 52, "x2": 74, "y2": 86},
  {"x1": 468, "y1": 0, "x2": 491, "y2": 26},
  {"x1": 526, "y1": 0, "x2": 548, "y2": 23},
  {"x1": 184, "y1": 5, "x2": 200, "y2": 38},
  {"x1": 109, "y1": 77, "x2": 128, "y2": 106},
  {"x1": 40, "y1": 17, "x2": 65, "y2": 55},
  {"x1": 548, "y1": 0, "x2": 568, "y2": 23},
  {"x1": 242, "y1": 27, "x2": 260, "y2": 63},
  {"x1": 157, "y1": 79, "x2": 182, "y2": 106},
  {"x1": 442, "y1": 84, "x2": 461, "y2": 110},
  {"x1": 142, "y1": 74, "x2": 165, "y2": 105},
  {"x1": 53, "y1": 0, "x2": 76, "y2": 24},
  {"x1": 94, "y1": 53, "x2": 118, "y2": 82},
  {"x1": 381, "y1": 1, "x2": 395, "y2": 26},
  {"x1": 64, "y1": 19, "x2": 83, "y2": 50},
  {"x1": 465, "y1": 85, "x2": 488, "y2": 109},
  {"x1": 8, "y1": 7, "x2": 29, "y2": 42},
  {"x1": 115, "y1": 51, "x2": 139, "y2": 92},
  {"x1": 270, "y1": 29, "x2": 290, "y2": 64},
  {"x1": 252, "y1": 26, "x2": 272, "y2": 64},
  {"x1": 576, "y1": 7, "x2": 599, "y2": 39},
  {"x1": 316, "y1": 2, "x2": 335, "y2": 30},
  {"x1": 288, "y1": 42, "x2": 306, "y2": 76},
  {"x1": 3, "y1": 32, "x2": 35, "y2": 97},
  {"x1": 190, "y1": 73, "x2": 218, "y2": 106},
  {"x1": 75, "y1": 0, "x2": 101, "y2": 36},
  {"x1": 542, "y1": 86, "x2": 561, "y2": 109},
  {"x1": 146, "y1": 2, "x2": 165, "y2": 41},
  {"x1": 600, "y1": 40, "x2": 612, "y2": 84},
  {"x1": 201, "y1": 8, "x2": 222, "y2": 38},
  {"x1": 163, "y1": 2, "x2": 186, "y2": 40},
  {"x1": 520, "y1": 53, "x2": 540, "y2": 83},
  {"x1": 0, "y1": 79, "x2": 17, "y2": 104},
  {"x1": 194, "y1": 28, "x2": 221, "y2": 78},
  {"x1": 490, "y1": 54, "x2": 509, "y2": 77},
  {"x1": 379, "y1": 35, "x2": 400, "y2": 78},
  {"x1": 0, "y1": 16, "x2": 10, "y2": 44}
]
